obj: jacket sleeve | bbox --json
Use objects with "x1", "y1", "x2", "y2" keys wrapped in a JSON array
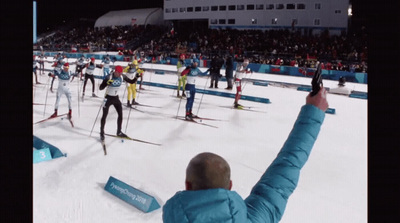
[
  {"x1": 99, "y1": 74, "x2": 111, "y2": 90},
  {"x1": 122, "y1": 74, "x2": 138, "y2": 84},
  {"x1": 245, "y1": 104, "x2": 325, "y2": 223}
]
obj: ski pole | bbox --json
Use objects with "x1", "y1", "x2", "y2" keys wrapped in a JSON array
[
  {"x1": 89, "y1": 98, "x2": 105, "y2": 137},
  {"x1": 77, "y1": 71, "x2": 81, "y2": 117},
  {"x1": 124, "y1": 95, "x2": 133, "y2": 133},
  {"x1": 89, "y1": 75, "x2": 111, "y2": 137},
  {"x1": 175, "y1": 93, "x2": 183, "y2": 119},
  {"x1": 43, "y1": 75, "x2": 51, "y2": 117},
  {"x1": 241, "y1": 70, "x2": 254, "y2": 92},
  {"x1": 195, "y1": 75, "x2": 210, "y2": 116}
]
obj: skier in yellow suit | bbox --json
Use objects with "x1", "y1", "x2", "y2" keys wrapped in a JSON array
[
  {"x1": 123, "y1": 60, "x2": 144, "y2": 107},
  {"x1": 176, "y1": 54, "x2": 188, "y2": 98}
]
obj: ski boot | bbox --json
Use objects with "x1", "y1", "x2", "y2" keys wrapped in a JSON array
[
  {"x1": 132, "y1": 99, "x2": 139, "y2": 105},
  {"x1": 100, "y1": 132, "x2": 105, "y2": 141},
  {"x1": 127, "y1": 100, "x2": 131, "y2": 108},
  {"x1": 182, "y1": 91, "x2": 186, "y2": 97},
  {"x1": 92, "y1": 92, "x2": 97, "y2": 97},
  {"x1": 117, "y1": 131, "x2": 128, "y2": 138},
  {"x1": 234, "y1": 102, "x2": 243, "y2": 109},
  {"x1": 185, "y1": 111, "x2": 193, "y2": 121},
  {"x1": 50, "y1": 109, "x2": 58, "y2": 118}
]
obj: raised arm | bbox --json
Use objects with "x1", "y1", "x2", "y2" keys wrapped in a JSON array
[{"x1": 245, "y1": 88, "x2": 328, "y2": 223}]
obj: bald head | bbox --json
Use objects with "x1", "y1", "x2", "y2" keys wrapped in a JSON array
[{"x1": 185, "y1": 152, "x2": 232, "y2": 191}]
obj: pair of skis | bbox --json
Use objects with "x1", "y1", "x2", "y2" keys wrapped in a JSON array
[
  {"x1": 100, "y1": 133, "x2": 162, "y2": 156},
  {"x1": 176, "y1": 115, "x2": 221, "y2": 128},
  {"x1": 34, "y1": 113, "x2": 74, "y2": 127}
]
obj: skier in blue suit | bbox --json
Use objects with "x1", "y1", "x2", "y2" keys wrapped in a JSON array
[
  {"x1": 163, "y1": 87, "x2": 329, "y2": 223},
  {"x1": 181, "y1": 58, "x2": 209, "y2": 120}
]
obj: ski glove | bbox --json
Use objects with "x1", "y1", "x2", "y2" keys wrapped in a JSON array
[{"x1": 107, "y1": 79, "x2": 114, "y2": 85}]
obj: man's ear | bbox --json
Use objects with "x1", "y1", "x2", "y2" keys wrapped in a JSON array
[
  {"x1": 228, "y1": 180, "x2": 232, "y2": 190},
  {"x1": 185, "y1": 181, "x2": 192, "y2": 190}
]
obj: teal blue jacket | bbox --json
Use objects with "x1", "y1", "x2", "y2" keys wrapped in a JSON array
[{"x1": 163, "y1": 104, "x2": 325, "y2": 223}]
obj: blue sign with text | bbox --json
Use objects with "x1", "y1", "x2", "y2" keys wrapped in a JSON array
[{"x1": 104, "y1": 176, "x2": 160, "y2": 213}]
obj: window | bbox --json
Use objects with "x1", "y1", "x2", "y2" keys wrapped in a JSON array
[
  {"x1": 211, "y1": 6, "x2": 218, "y2": 11},
  {"x1": 252, "y1": 19, "x2": 257, "y2": 24},
  {"x1": 276, "y1": 4, "x2": 284, "y2": 9},
  {"x1": 314, "y1": 19, "x2": 320, "y2": 25},
  {"x1": 256, "y1": 4, "x2": 264, "y2": 10},
  {"x1": 219, "y1": 5, "x2": 226, "y2": 11},
  {"x1": 180, "y1": 8, "x2": 186, "y2": 12},
  {"x1": 228, "y1": 19, "x2": 235, "y2": 24},
  {"x1": 237, "y1": 5, "x2": 245, "y2": 10},
  {"x1": 187, "y1": 7, "x2": 193, "y2": 12},
  {"x1": 315, "y1": 3, "x2": 321, "y2": 9},
  {"x1": 272, "y1": 18, "x2": 278, "y2": 24},
  {"x1": 219, "y1": 19, "x2": 226, "y2": 24},
  {"x1": 165, "y1": 8, "x2": 171, "y2": 13},
  {"x1": 229, "y1": 5, "x2": 236, "y2": 10},
  {"x1": 266, "y1": 4, "x2": 274, "y2": 10},
  {"x1": 210, "y1": 19, "x2": 217, "y2": 24},
  {"x1": 247, "y1": 4, "x2": 255, "y2": 10},
  {"x1": 172, "y1": 8, "x2": 178, "y2": 13},
  {"x1": 195, "y1": 7, "x2": 201, "y2": 12},
  {"x1": 203, "y1": 6, "x2": 209, "y2": 11},
  {"x1": 297, "y1": 4, "x2": 306, "y2": 9},
  {"x1": 335, "y1": 10, "x2": 341, "y2": 13},
  {"x1": 287, "y1": 4, "x2": 295, "y2": 10}
]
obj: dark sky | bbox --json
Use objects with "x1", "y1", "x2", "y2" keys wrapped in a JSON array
[{"x1": 35, "y1": 0, "x2": 163, "y2": 34}]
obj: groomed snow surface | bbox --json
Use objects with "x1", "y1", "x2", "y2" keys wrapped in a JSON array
[{"x1": 33, "y1": 58, "x2": 367, "y2": 223}]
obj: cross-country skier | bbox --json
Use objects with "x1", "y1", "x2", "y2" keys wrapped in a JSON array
[
  {"x1": 99, "y1": 65, "x2": 140, "y2": 140},
  {"x1": 33, "y1": 55, "x2": 41, "y2": 84},
  {"x1": 49, "y1": 56, "x2": 65, "y2": 93},
  {"x1": 123, "y1": 59, "x2": 144, "y2": 107},
  {"x1": 48, "y1": 63, "x2": 77, "y2": 119},
  {"x1": 233, "y1": 59, "x2": 251, "y2": 109},
  {"x1": 38, "y1": 52, "x2": 47, "y2": 75},
  {"x1": 101, "y1": 54, "x2": 111, "y2": 79},
  {"x1": 71, "y1": 55, "x2": 87, "y2": 82},
  {"x1": 176, "y1": 54, "x2": 188, "y2": 97},
  {"x1": 181, "y1": 58, "x2": 210, "y2": 120},
  {"x1": 82, "y1": 57, "x2": 99, "y2": 99}
]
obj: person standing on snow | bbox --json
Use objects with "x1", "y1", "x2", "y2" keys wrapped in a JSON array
[
  {"x1": 71, "y1": 55, "x2": 87, "y2": 82},
  {"x1": 99, "y1": 65, "x2": 140, "y2": 140},
  {"x1": 181, "y1": 58, "x2": 209, "y2": 120},
  {"x1": 82, "y1": 57, "x2": 100, "y2": 99},
  {"x1": 233, "y1": 58, "x2": 251, "y2": 109},
  {"x1": 123, "y1": 59, "x2": 144, "y2": 107},
  {"x1": 176, "y1": 54, "x2": 188, "y2": 98},
  {"x1": 49, "y1": 63, "x2": 77, "y2": 119},
  {"x1": 101, "y1": 54, "x2": 112, "y2": 79},
  {"x1": 38, "y1": 52, "x2": 47, "y2": 75},
  {"x1": 224, "y1": 55, "x2": 234, "y2": 90},
  {"x1": 209, "y1": 55, "x2": 223, "y2": 88},
  {"x1": 33, "y1": 55, "x2": 41, "y2": 84},
  {"x1": 49, "y1": 56, "x2": 65, "y2": 93}
]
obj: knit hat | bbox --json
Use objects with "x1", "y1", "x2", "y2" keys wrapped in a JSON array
[
  {"x1": 63, "y1": 63, "x2": 69, "y2": 68},
  {"x1": 115, "y1": 65, "x2": 123, "y2": 73}
]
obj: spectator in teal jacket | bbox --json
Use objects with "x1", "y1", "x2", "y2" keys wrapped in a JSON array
[{"x1": 163, "y1": 87, "x2": 329, "y2": 223}]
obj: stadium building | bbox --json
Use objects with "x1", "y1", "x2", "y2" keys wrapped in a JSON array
[{"x1": 164, "y1": 0, "x2": 351, "y2": 36}]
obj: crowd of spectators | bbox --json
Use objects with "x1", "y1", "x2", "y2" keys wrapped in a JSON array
[{"x1": 34, "y1": 23, "x2": 367, "y2": 73}]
